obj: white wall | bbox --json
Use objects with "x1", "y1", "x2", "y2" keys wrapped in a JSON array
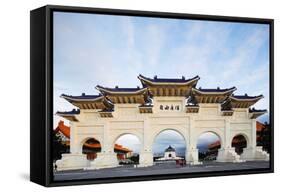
[{"x1": 0, "y1": 0, "x2": 279, "y2": 191}]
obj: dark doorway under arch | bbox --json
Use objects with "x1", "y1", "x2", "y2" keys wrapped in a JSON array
[
  {"x1": 82, "y1": 138, "x2": 101, "y2": 161},
  {"x1": 231, "y1": 135, "x2": 247, "y2": 155}
]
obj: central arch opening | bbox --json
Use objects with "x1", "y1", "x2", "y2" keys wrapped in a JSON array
[
  {"x1": 197, "y1": 132, "x2": 221, "y2": 162},
  {"x1": 114, "y1": 134, "x2": 141, "y2": 165},
  {"x1": 82, "y1": 138, "x2": 101, "y2": 161},
  {"x1": 153, "y1": 129, "x2": 186, "y2": 165}
]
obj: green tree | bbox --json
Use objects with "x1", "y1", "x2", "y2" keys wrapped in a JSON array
[{"x1": 52, "y1": 131, "x2": 69, "y2": 161}]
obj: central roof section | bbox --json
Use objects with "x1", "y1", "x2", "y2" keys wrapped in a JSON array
[{"x1": 138, "y1": 74, "x2": 200, "y2": 97}]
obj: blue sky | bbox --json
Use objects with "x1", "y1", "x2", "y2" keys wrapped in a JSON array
[{"x1": 53, "y1": 12, "x2": 270, "y2": 153}]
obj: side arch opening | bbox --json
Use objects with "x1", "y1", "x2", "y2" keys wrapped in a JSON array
[
  {"x1": 114, "y1": 134, "x2": 141, "y2": 165},
  {"x1": 197, "y1": 132, "x2": 222, "y2": 162},
  {"x1": 81, "y1": 137, "x2": 101, "y2": 161},
  {"x1": 231, "y1": 134, "x2": 248, "y2": 155}
]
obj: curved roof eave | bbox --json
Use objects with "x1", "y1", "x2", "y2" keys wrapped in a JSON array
[
  {"x1": 95, "y1": 85, "x2": 148, "y2": 95},
  {"x1": 230, "y1": 95, "x2": 264, "y2": 101},
  {"x1": 192, "y1": 87, "x2": 237, "y2": 95},
  {"x1": 137, "y1": 74, "x2": 200, "y2": 86},
  {"x1": 60, "y1": 94, "x2": 104, "y2": 102}
]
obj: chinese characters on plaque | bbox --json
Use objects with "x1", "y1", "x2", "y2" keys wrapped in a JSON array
[{"x1": 159, "y1": 104, "x2": 180, "y2": 111}]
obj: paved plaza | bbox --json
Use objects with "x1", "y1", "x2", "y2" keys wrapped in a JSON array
[{"x1": 54, "y1": 161, "x2": 270, "y2": 181}]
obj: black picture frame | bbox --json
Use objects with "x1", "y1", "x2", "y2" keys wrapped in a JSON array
[{"x1": 30, "y1": 5, "x2": 274, "y2": 187}]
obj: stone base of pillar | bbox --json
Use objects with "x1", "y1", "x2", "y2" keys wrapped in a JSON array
[
  {"x1": 186, "y1": 148, "x2": 202, "y2": 165},
  {"x1": 55, "y1": 153, "x2": 89, "y2": 171},
  {"x1": 217, "y1": 148, "x2": 244, "y2": 163},
  {"x1": 87, "y1": 152, "x2": 119, "y2": 170},
  {"x1": 139, "y1": 151, "x2": 153, "y2": 167},
  {"x1": 240, "y1": 146, "x2": 269, "y2": 161}
]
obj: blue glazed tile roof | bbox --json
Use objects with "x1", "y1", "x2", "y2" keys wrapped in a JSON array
[
  {"x1": 96, "y1": 85, "x2": 144, "y2": 92},
  {"x1": 61, "y1": 93, "x2": 103, "y2": 100},
  {"x1": 249, "y1": 108, "x2": 267, "y2": 113},
  {"x1": 56, "y1": 109, "x2": 80, "y2": 115},
  {"x1": 231, "y1": 94, "x2": 263, "y2": 100},
  {"x1": 194, "y1": 86, "x2": 236, "y2": 93},
  {"x1": 138, "y1": 74, "x2": 200, "y2": 83}
]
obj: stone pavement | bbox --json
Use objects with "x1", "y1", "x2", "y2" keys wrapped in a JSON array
[{"x1": 54, "y1": 161, "x2": 270, "y2": 181}]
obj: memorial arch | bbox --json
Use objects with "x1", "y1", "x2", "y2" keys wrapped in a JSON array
[{"x1": 55, "y1": 74, "x2": 269, "y2": 170}]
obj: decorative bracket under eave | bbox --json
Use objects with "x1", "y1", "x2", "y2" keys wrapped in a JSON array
[{"x1": 185, "y1": 105, "x2": 199, "y2": 113}]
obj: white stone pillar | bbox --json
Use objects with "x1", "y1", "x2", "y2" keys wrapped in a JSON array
[
  {"x1": 186, "y1": 147, "x2": 201, "y2": 165},
  {"x1": 251, "y1": 119, "x2": 257, "y2": 147},
  {"x1": 242, "y1": 119, "x2": 268, "y2": 161},
  {"x1": 139, "y1": 118, "x2": 153, "y2": 167},
  {"x1": 240, "y1": 119, "x2": 257, "y2": 161},
  {"x1": 217, "y1": 119, "x2": 242, "y2": 162},
  {"x1": 56, "y1": 122, "x2": 88, "y2": 171},
  {"x1": 69, "y1": 122, "x2": 80, "y2": 154},
  {"x1": 102, "y1": 121, "x2": 111, "y2": 153},
  {"x1": 186, "y1": 117, "x2": 201, "y2": 165},
  {"x1": 224, "y1": 119, "x2": 230, "y2": 149},
  {"x1": 89, "y1": 122, "x2": 118, "y2": 169}
]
